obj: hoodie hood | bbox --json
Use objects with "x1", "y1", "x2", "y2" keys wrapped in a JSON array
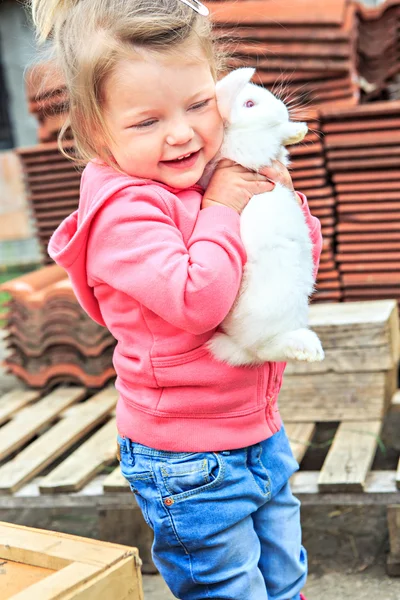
[{"x1": 48, "y1": 162, "x2": 154, "y2": 326}]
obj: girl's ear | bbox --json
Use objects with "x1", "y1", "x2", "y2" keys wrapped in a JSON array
[{"x1": 216, "y1": 68, "x2": 256, "y2": 122}]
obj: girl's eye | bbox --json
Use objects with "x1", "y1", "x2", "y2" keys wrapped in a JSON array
[
  {"x1": 132, "y1": 119, "x2": 157, "y2": 129},
  {"x1": 190, "y1": 99, "x2": 210, "y2": 110},
  {"x1": 244, "y1": 100, "x2": 255, "y2": 108}
]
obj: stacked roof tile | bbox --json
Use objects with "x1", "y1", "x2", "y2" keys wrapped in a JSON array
[
  {"x1": 0, "y1": 266, "x2": 116, "y2": 388},
  {"x1": 356, "y1": 0, "x2": 400, "y2": 98},
  {"x1": 16, "y1": 141, "x2": 81, "y2": 264},
  {"x1": 290, "y1": 114, "x2": 341, "y2": 302},
  {"x1": 209, "y1": 0, "x2": 359, "y2": 110},
  {"x1": 26, "y1": 62, "x2": 70, "y2": 143},
  {"x1": 322, "y1": 100, "x2": 400, "y2": 302}
]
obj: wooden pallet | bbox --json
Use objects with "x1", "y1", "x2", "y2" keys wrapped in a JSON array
[
  {"x1": 0, "y1": 384, "x2": 399, "y2": 574},
  {"x1": 0, "y1": 385, "x2": 398, "y2": 497}
]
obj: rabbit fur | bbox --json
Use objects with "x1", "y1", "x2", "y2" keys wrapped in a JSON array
[{"x1": 204, "y1": 68, "x2": 324, "y2": 366}]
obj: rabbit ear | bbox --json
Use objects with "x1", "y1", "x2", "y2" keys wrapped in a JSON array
[
  {"x1": 282, "y1": 122, "x2": 308, "y2": 146},
  {"x1": 216, "y1": 68, "x2": 256, "y2": 122}
]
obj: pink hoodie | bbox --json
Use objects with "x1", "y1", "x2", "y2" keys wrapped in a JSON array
[{"x1": 49, "y1": 160, "x2": 322, "y2": 451}]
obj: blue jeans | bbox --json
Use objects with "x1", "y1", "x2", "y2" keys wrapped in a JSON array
[{"x1": 118, "y1": 426, "x2": 307, "y2": 600}]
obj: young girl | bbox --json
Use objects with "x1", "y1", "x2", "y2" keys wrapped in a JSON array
[{"x1": 31, "y1": 0, "x2": 322, "y2": 598}]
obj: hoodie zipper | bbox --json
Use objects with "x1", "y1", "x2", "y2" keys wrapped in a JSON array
[{"x1": 265, "y1": 362, "x2": 279, "y2": 434}]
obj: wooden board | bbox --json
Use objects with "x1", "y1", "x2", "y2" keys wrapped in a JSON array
[
  {"x1": 0, "y1": 560, "x2": 56, "y2": 599},
  {"x1": 388, "y1": 505, "x2": 400, "y2": 558},
  {"x1": 285, "y1": 344, "x2": 396, "y2": 375},
  {"x1": 291, "y1": 470, "x2": 398, "y2": 497},
  {"x1": 308, "y1": 300, "x2": 399, "y2": 357},
  {"x1": 103, "y1": 467, "x2": 130, "y2": 493},
  {"x1": 0, "y1": 390, "x2": 40, "y2": 427},
  {"x1": 285, "y1": 422, "x2": 316, "y2": 463},
  {"x1": 0, "y1": 388, "x2": 117, "y2": 494},
  {"x1": 40, "y1": 418, "x2": 118, "y2": 494},
  {"x1": 0, "y1": 522, "x2": 143, "y2": 600},
  {"x1": 318, "y1": 421, "x2": 382, "y2": 492},
  {"x1": 0, "y1": 387, "x2": 86, "y2": 462},
  {"x1": 279, "y1": 370, "x2": 396, "y2": 422}
]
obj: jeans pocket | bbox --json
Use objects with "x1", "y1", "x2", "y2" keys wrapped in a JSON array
[
  {"x1": 119, "y1": 446, "x2": 153, "y2": 495},
  {"x1": 161, "y1": 452, "x2": 224, "y2": 500}
]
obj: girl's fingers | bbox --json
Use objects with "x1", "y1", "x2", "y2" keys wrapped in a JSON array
[
  {"x1": 253, "y1": 180, "x2": 275, "y2": 193},
  {"x1": 260, "y1": 163, "x2": 294, "y2": 190},
  {"x1": 259, "y1": 165, "x2": 281, "y2": 179},
  {"x1": 215, "y1": 159, "x2": 237, "y2": 169},
  {"x1": 241, "y1": 171, "x2": 270, "y2": 182}
]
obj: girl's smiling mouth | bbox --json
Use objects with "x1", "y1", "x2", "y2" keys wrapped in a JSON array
[{"x1": 161, "y1": 149, "x2": 201, "y2": 169}]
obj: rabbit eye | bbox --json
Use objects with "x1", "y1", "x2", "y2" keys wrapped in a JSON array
[{"x1": 244, "y1": 100, "x2": 255, "y2": 108}]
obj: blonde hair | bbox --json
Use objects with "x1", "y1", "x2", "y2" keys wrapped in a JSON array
[{"x1": 29, "y1": 0, "x2": 222, "y2": 166}]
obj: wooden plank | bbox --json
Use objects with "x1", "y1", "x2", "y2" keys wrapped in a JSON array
[
  {"x1": 0, "y1": 560, "x2": 56, "y2": 598},
  {"x1": 39, "y1": 417, "x2": 118, "y2": 494},
  {"x1": 318, "y1": 421, "x2": 382, "y2": 493},
  {"x1": 0, "y1": 387, "x2": 86, "y2": 462},
  {"x1": 8, "y1": 562, "x2": 99, "y2": 600},
  {"x1": 285, "y1": 422, "x2": 316, "y2": 464},
  {"x1": 103, "y1": 467, "x2": 130, "y2": 493},
  {"x1": 0, "y1": 388, "x2": 117, "y2": 494},
  {"x1": 0, "y1": 390, "x2": 40, "y2": 426},
  {"x1": 0, "y1": 522, "x2": 131, "y2": 568},
  {"x1": 291, "y1": 470, "x2": 398, "y2": 498},
  {"x1": 279, "y1": 370, "x2": 396, "y2": 422},
  {"x1": 387, "y1": 505, "x2": 400, "y2": 558},
  {"x1": 308, "y1": 300, "x2": 399, "y2": 358},
  {"x1": 63, "y1": 556, "x2": 144, "y2": 600},
  {"x1": 285, "y1": 345, "x2": 396, "y2": 375}
]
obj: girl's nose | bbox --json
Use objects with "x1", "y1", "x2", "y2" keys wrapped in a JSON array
[{"x1": 166, "y1": 120, "x2": 194, "y2": 146}]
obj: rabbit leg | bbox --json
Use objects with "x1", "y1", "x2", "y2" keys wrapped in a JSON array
[
  {"x1": 257, "y1": 328, "x2": 324, "y2": 363},
  {"x1": 208, "y1": 332, "x2": 257, "y2": 366}
]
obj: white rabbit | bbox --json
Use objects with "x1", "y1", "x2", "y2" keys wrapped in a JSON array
[{"x1": 204, "y1": 67, "x2": 324, "y2": 366}]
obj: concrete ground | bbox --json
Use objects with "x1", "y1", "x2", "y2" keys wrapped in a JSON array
[
  {"x1": 1, "y1": 330, "x2": 400, "y2": 599},
  {"x1": 143, "y1": 562, "x2": 400, "y2": 600}
]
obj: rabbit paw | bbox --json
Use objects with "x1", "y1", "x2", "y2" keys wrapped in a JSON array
[{"x1": 282, "y1": 328, "x2": 324, "y2": 362}]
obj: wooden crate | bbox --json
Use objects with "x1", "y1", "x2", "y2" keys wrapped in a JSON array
[
  {"x1": 0, "y1": 521, "x2": 143, "y2": 599},
  {"x1": 281, "y1": 300, "x2": 399, "y2": 421}
]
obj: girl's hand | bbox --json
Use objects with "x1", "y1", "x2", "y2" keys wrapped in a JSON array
[
  {"x1": 261, "y1": 160, "x2": 303, "y2": 206},
  {"x1": 202, "y1": 160, "x2": 302, "y2": 214},
  {"x1": 202, "y1": 159, "x2": 275, "y2": 215}
]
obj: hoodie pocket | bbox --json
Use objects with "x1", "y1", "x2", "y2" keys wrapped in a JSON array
[{"x1": 152, "y1": 344, "x2": 264, "y2": 417}]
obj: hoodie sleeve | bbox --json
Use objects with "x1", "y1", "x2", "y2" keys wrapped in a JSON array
[
  {"x1": 296, "y1": 191, "x2": 322, "y2": 280},
  {"x1": 87, "y1": 187, "x2": 247, "y2": 335}
]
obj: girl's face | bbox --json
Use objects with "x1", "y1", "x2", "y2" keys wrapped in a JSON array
[{"x1": 102, "y1": 45, "x2": 224, "y2": 189}]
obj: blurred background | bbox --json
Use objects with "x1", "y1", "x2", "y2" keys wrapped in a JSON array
[{"x1": 2, "y1": 0, "x2": 400, "y2": 388}]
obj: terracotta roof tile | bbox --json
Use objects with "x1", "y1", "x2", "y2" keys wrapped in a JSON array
[
  {"x1": 2, "y1": 267, "x2": 116, "y2": 388},
  {"x1": 4, "y1": 363, "x2": 115, "y2": 389},
  {"x1": 207, "y1": 0, "x2": 348, "y2": 26}
]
